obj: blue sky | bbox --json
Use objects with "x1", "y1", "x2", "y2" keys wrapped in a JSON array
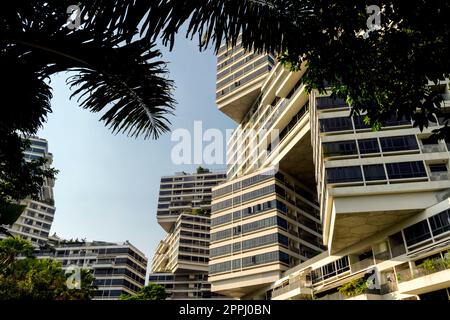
[{"x1": 38, "y1": 33, "x2": 235, "y2": 262}]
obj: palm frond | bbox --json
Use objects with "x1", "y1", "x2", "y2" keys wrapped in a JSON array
[
  {"x1": 66, "y1": 40, "x2": 175, "y2": 139},
  {"x1": 79, "y1": 0, "x2": 314, "y2": 54}
]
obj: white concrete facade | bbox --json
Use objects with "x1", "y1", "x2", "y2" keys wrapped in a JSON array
[
  {"x1": 212, "y1": 38, "x2": 450, "y2": 300},
  {"x1": 37, "y1": 236, "x2": 148, "y2": 300},
  {"x1": 4, "y1": 136, "x2": 56, "y2": 246},
  {"x1": 151, "y1": 170, "x2": 226, "y2": 299}
]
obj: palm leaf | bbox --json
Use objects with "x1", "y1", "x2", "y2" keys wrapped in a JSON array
[{"x1": 66, "y1": 40, "x2": 175, "y2": 139}]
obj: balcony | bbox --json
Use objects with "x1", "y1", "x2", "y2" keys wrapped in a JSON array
[
  {"x1": 289, "y1": 229, "x2": 299, "y2": 237},
  {"x1": 318, "y1": 290, "x2": 383, "y2": 300},
  {"x1": 350, "y1": 257, "x2": 375, "y2": 273},
  {"x1": 421, "y1": 144, "x2": 447, "y2": 153},
  {"x1": 397, "y1": 256, "x2": 450, "y2": 295},
  {"x1": 374, "y1": 250, "x2": 391, "y2": 264},
  {"x1": 93, "y1": 260, "x2": 115, "y2": 268},
  {"x1": 272, "y1": 278, "x2": 313, "y2": 300},
  {"x1": 429, "y1": 172, "x2": 450, "y2": 181}
]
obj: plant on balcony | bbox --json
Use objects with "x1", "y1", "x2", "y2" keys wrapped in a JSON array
[
  {"x1": 418, "y1": 258, "x2": 436, "y2": 273},
  {"x1": 337, "y1": 278, "x2": 368, "y2": 297},
  {"x1": 417, "y1": 255, "x2": 450, "y2": 275},
  {"x1": 191, "y1": 208, "x2": 209, "y2": 216}
]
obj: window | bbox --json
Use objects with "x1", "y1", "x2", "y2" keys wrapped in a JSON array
[
  {"x1": 322, "y1": 262, "x2": 336, "y2": 279},
  {"x1": 211, "y1": 229, "x2": 232, "y2": 242},
  {"x1": 404, "y1": 220, "x2": 431, "y2": 247},
  {"x1": 429, "y1": 164, "x2": 448, "y2": 172},
  {"x1": 316, "y1": 97, "x2": 348, "y2": 110},
  {"x1": 277, "y1": 217, "x2": 288, "y2": 229},
  {"x1": 232, "y1": 259, "x2": 241, "y2": 270},
  {"x1": 210, "y1": 245, "x2": 232, "y2": 257},
  {"x1": 326, "y1": 166, "x2": 363, "y2": 183},
  {"x1": 363, "y1": 164, "x2": 386, "y2": 181},
  {"x1": 335, "y1": 256, "x2": 350, "y2": 273},
  {"x1": 319, "y1": 117, "x2": 353, "y2": 132},
  {"x1": 278, "y1": 234, "x2": 289, "y2": 247},
  {"x1": 358, "y1": 138, "x2": 380, "y2": 154},
  {"x1": 211, "y1": 214, "x2": 232, "y2": 227},
  {"x1": 422, "y1": 137, "x2": 439, "y2": 145},
  {"x1": 241, "y1": 251, "x2": 283, "y2": 268},
  {"x1": 353, "y1": 116, "x2": 371, "y2": 129},
  {"x1": 429, "y1": 210, "x2": 450, "y2": 236},
  {"x1": 241, "y1": 233, "x2": 279, "y2": 251},
  {"x1": 322, "y1": 141, "x2": 357, "y2": 157},
  {"x1": 379, "y1": 135, "x2": 418, "y2": 152},
  {"x1": 209, "y1": 261, "x2": 231, "y2": 274},
  {"x1": 385, "y1": 161, "x2": 427, "y2": 179},
  {"x1": 382, "y1": 115, "x2": 411, "y2": 127}
]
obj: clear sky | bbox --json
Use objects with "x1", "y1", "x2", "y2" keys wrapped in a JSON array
[{"x1": 37, "y1": 32, "x2": 235, "y2": 264}]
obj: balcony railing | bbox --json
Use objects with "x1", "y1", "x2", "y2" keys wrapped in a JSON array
[
  {"x1": 397, "y1": 259, "x2": 450, "y2": 283},
  {"x1": 318, "y1": 288, "x2": 382, "y2": 300},
  {"x1": 350, "y1": 257, "x2": 375, "y2": 273},
  {"x1": 374, "y1": 250, "x2": 391, "y2": 264},
  {"x1": 318, "y1": 292, "x2": 347, "y2": 300},
  {"x1": 390, "y1": 243, "x2": 407, "y2": 258},
  {"x1": 421, "y1": 144, "x2": 447, "y2": 153},
  {"x1": 272, "y1": 278, "x2": 312, "y2": 298},
  {"x1": 429, "y1": 172, "x2": 450, "y2": 181},
  {"x1": 380, "y1": 282, "x2": 398, "y2": 295}
]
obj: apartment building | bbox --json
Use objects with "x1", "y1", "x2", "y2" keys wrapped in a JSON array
[
  {"x1": 157, "y1": 169, "x2": 226, "y2": 232},
  {"x1": 3, "y1": 136, "x2": 56, "y2": 246},
  {"x1": 211, "y1": 37, "x2": 450, "y2": 300},
  {"x1": 37, "y1": 236, "x2": 148, "y2": 300},
  {"x1": 150, "y1": 169, "x2": 226, "y2": 299},
  {"x1": 216, "y1": 34, "x2": 276, "y2": 123}
]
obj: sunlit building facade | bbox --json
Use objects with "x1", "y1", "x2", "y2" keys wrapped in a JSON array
[
  {"x1": 211, "y1": 37, "x2": 450, "y2": 300},
  {"x1": 4, "y1": 136, "x2": 56, "y2": 246},
  {"x1": 150, "y1": 169, "x2": 227, "y2": 299}
]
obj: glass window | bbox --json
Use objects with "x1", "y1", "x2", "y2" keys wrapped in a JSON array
[
  {"x1": 404, "y1": 220, "x2": 431, "y2": 247},
  {"x1": 322, "y1": 140, "x2": 357, "y2": 157},
  {"x1": 316, "y1": 97, "x2": 348, "y2": 110},
  {"x1": 379, "y1": 135, "x2": 418, "y2": 152},
  {"x1": 363, "y1": 164, "x2": 386, "y2": 181},
  {"x1": 322, "y1": 262, "x2": 336, "y2": 279},
  {"x1": 335, "y1": 256, "x2": 350, "y2": 273},
  {"x1": 319, "y1": 117, "x2": 353, "y2": 132},
  {"x1": 358, "y1": 138, "x2": 380, "y2": 154},
  {"x1": 326, "y1": 166, "x2": 363, "y2": 183},
  {"x1": 429, "y1": 210, "x2": 450, "y2": 236},
  {"x1": 232, "y1": 259, "x2": 241, "y2": 270},
  {"x1": 278, "y1": 234, "x2": 289, "y2": 247},
  {"x1": 385, "y1": 161, "x2": 427, "y2": 179},
  {"x1": 382, "y1": 115, "x2": 411, "y2": 127},
  {"x1": 353, "y1": 116, "x2": 371, "y2": 129},
  {"x1": 429, "y1": 164, "x2": 448, "y2": 172}
]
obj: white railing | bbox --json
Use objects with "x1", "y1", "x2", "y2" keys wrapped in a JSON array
[
  {"x1": 430, "y1": 172, "x2": 450, "y2": 181},
  {"x1": 272, "y1": 278, "x2": 312, "y2": 298},
  {"x1": 421, "y1": 144, "x2": 447, "y2": 153}
]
